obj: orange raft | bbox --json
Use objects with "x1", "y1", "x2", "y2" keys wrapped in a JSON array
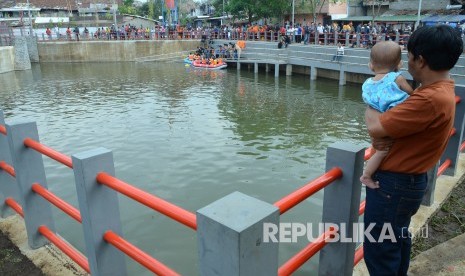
[{"x1": 192, "y1": 60, "x2": 227, "y2": 70}]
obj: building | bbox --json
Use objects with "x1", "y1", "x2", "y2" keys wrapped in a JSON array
[
  {"x1": 0, "y1": 0, "x2": 123, "y2": 27},
  {"x1": 288, "y1": 1, "x2": 348, "y2": 26},
  {"x1": 342, "y1": 0, "x2": 465, "y2": 27}
]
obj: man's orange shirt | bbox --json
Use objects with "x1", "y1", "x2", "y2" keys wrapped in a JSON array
[{"x1": 379, "y1": 79, "x2": 455, "y2": 173}]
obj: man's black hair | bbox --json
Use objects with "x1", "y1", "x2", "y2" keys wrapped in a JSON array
[{"x1": 407, "y1": 25, "x2": 463, "y2": 71}]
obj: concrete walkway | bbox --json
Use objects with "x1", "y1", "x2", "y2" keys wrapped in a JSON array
[{"x1": 409, "y1": 232, "x2": 465, "y2": 275}]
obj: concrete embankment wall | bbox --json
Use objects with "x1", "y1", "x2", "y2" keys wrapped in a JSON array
[
  {"x1": 0, "y1": 47, "x2": 15, "y2": 74},
  {"x1": 37, "y1": 40, "x2": 199, "y2": 62}
]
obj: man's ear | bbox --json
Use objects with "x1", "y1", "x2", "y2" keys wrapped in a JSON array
[
  {"x1": 418, "y1": 55, "x2": 427, "y2": 68},
  {"x1": 368, "y1": 61, "x2": 374, "y2": 71}
]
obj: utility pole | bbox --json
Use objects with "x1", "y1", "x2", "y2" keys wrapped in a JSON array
[
  {"x1": 113, "y1": 0, "x2": 117, "y2": 27},
  {"x1": 292, "y1": 0, "x2": 295, "y2": 27},
  {"x1": 26, "y1": 0, "x2": 33, "y2": 36},
  {"x1": 416, "y1": 0, "x2": 423, "y2": 30}
]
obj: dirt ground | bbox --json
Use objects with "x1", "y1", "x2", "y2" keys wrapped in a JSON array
[
  {"x1": 0, "y1": 230, "x2": 44, "y2": 276},
  {"x1": 411, "y1": 174, "x2": 465, "y2": 258}
]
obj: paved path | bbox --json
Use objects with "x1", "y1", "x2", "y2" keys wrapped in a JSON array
[{"x1": 409, "y1": 233, "x2": 465, "y2": 275}]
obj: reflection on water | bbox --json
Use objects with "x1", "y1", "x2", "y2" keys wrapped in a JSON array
[{"x1": 0, "y1": 62, "x2": 369, "y2": 275}]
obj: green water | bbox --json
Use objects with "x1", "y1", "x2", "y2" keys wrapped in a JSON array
[{"x1": 0, "y1": 62, "x2": 369, "y2": 275}]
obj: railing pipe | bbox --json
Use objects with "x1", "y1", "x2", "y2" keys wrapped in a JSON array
[
  {"x1": 273, "y1": 167, "x2": 342, "y2": 215},
  {"x1": 0, "y1": 124, "x2": 5, "y2": 135},
  {"x1": 97, "y1": 172, "x2": 197, "y2": 230},
  {"x1": 437, "y1": 159, "x2": 452, "y2": 177},
  {"x1": 31, "y1": 183, "x2": 82, "y2": 223},
  {"x1": 38, "y1": 225, "x2": 90, "y2": 273},
  {"x1": 359, "y1": 200, "x2": 366, "y2": 216},
  {"x1": 5, "y1": 197, "x2": 23, "y2": 217},
  {"x1": 0, "y1": 160, "x2": 16, "y2": 177},
  {"x1": 103, "y1": 230, "x2": 180, "y2": 276},
  {"x1": 23, "y1": 138, "x2": 73, "y2": 168},
  {"x1": 460, "y1": 140, "x2": 465, "y2": 152},
  {"x1": 278, "y1": 229, "x2": 334, "y2": 276}
]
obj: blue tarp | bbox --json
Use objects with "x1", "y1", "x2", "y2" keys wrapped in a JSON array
[{"x1": 422, "y1": 14, "x2": 465, "y2": 23}]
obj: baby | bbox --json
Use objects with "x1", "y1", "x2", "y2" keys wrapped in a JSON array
[{"x1": 360, "y1": 41, "x2": 414, "y2": 188}]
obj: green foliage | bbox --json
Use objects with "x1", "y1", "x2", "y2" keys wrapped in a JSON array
[
  {"x1": 119, "y1": 5, "x2": 137, "y2": 15},
  {"x1": 226, "y1": 0, "x2": 290, "y2": 24},
  {"x1": 148, "y1": 0, "x2": 155, "y2": 19}
]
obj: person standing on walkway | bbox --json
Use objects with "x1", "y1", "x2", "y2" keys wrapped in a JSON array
[
  {"x1": 363, "y1": 24, "x2": 463, "y2": 275},
  {"x1": 73, "y1": 26, "x2": 80, "y2": 41}
]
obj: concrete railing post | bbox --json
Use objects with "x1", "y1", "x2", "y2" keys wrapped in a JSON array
[
  {"x1": 72, "y1": 148, "x2": 127, "y2": 276},
  {"x1": 319, "y1": 142, "x2": 365, "y2": 276},
  {"x1": 440, "y1": 85, "x2": 465, "y2": 176},
  {"x1": 422, "y1": 162, "x2": 439, "y2": 206},
  {"x1": 423, "y1": 86, "x2": 465, "y2": 205},
  {"x1": 0, "y1": 110, "x2": 19, "y2": 217},
  {"x1": 6, "y1": 121, "x2": 55, "y2": 249},
  {"x1": 197, "y1": 191, "x2": 279, "y2": 275}
]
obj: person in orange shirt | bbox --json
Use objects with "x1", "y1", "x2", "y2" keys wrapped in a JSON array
[{"x1": 363, "y1": 25, "x2": 463, "y2": 276}]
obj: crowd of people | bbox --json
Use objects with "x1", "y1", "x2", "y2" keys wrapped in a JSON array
[{"x1": 40, "y1": 20, "x2": 465, "y2": 52}]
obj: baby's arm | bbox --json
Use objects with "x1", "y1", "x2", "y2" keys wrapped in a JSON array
[{"x1": 395, "y1": 75, "x2": 414, "y2": 95}]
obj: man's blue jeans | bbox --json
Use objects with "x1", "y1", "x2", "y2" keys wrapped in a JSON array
[{"x1": 363, "y1": 170, "x2": 427, "y2": 276}]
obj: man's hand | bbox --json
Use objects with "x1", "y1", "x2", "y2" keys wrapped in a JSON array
[{"x1": 371, "y1": 136, "x2": 394, "y2": 151}]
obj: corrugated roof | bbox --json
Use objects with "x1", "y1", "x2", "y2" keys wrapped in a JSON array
[{"x1": 338, "y1": 15, "x2": 425, "y2": 22}]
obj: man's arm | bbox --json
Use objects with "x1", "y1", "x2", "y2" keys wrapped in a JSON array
[
  {"x1": 365, "y1": 107, "x2": 394, "y2": 151},
  {"x1": 365, "y1": 107, "x2": 389, "y2": 138}
]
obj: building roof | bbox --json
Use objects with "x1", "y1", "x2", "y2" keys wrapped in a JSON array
[{"x1": 338, "y1": 15, "x2": 426, "y2": 22}]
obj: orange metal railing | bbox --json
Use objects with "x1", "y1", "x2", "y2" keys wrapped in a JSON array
[
  {"x1": 278, "y1": 228, "x2": 336, "y2": 276},
  {"x1": 104, "y1": 230, "x2": 180, "y2": 275},
  {"x1": 0, "y1": 130, "x2": 190, "y2": 274},
  {"x1": 274, "y1": 167, "x2": 343, "y2": 215},
  {"x1": 38, "y1": 225, "x2": 90, "y2": 273},
  {"x1": 31, "y1": 183, "x2": 82, "y2": 223},
  {"x1": 0, "y1": 161, "x2": 15, "y2": 177},
  {"x1": 23, "y1": 138, "x2": 73, "y2": 168},
  {"x1": 96, "y1": 172, "x2": 197, "y2": 230},
  {"x1": 437, "y1": 159, "x2": 452, "y2": 177},
  {"x1": 5, "y1": 197, "x2": 23, "y2": 217}
]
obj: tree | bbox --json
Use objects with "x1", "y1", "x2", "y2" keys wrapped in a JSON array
[
  {"x1": 226, "y1": 0, "x2": 289, "y2": 24},
  {"x1": 366, "y1": 0, "x2": 383, "y2": 27}
]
